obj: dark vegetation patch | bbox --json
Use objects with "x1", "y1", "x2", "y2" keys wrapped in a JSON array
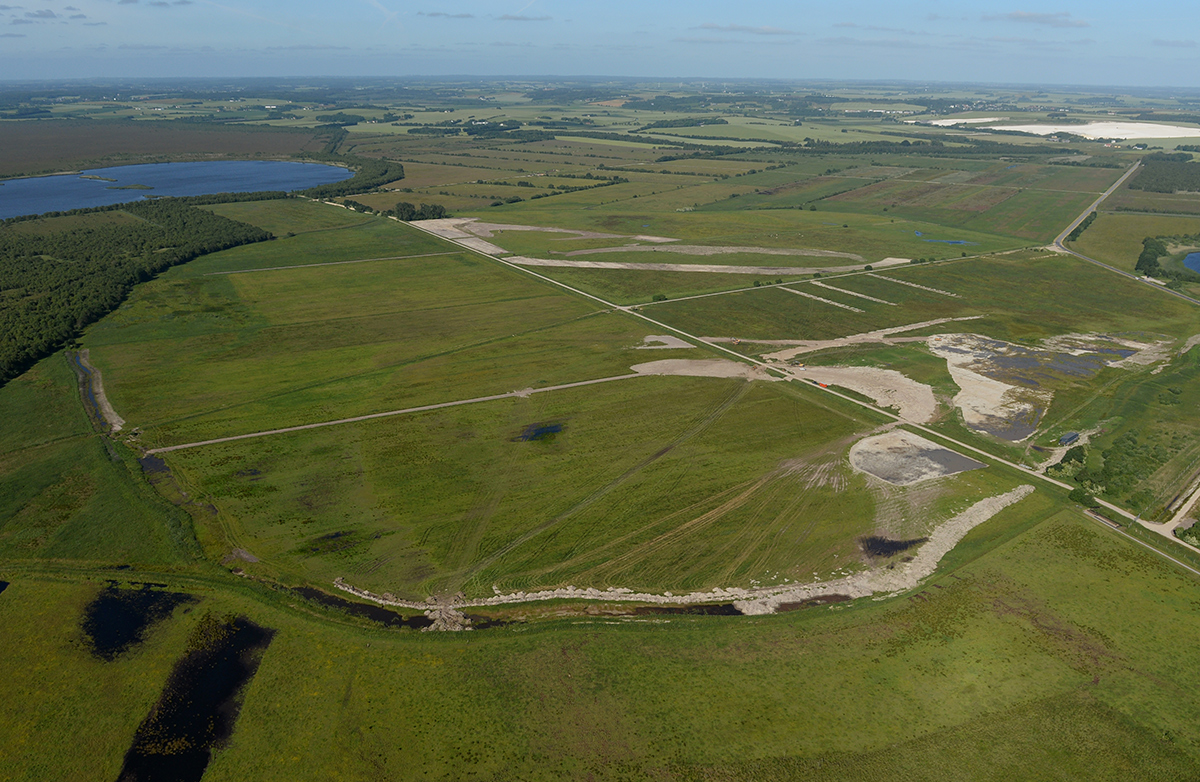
[
  {"x1": 860, "y1": 536, "x2": 928, "y2": 558},
  {"x1": 117, "y1": 613, "x2": 274, "y2": 782},
  {"x1": 82, "y1": 583, "x2": 197, "y2": 661},
  {"x1": 297, "y1": 529, "x2": 380, "y2": 556},
  {"x1": 0, "y1": 200, "x2": 272, "y2": 386},
  {"x1": 515, "y1": 422, "x2": 565, "y2": 442},
  {"x1": 778, "y1": 594, "x2": 852, "y2": 612},
  {"x1": 632, "y1": 603, "x2": 742, "y2": 616},
  {"x1": 139, "y1": 455, "x2": 170, "y2": 475},
  {"x1": 291, "y1": 586, "x2": 432, "y2": 630},
  {"x1": 1128, "y1": 153, "x2": 1200, "y2": 193}
]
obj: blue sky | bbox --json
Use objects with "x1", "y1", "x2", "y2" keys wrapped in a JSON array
[{"x1": 0, "y1": 0, "x2": 1197, "y2": 86}]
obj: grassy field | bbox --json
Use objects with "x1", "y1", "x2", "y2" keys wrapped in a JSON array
[
  {"x1": 2, "y1": 501, "x2": 1199, "y2": 780},
  {"x1": 1071, "y1": 212, "x2": 1200, "y2": 273},
  {"x1": 7, "y1": 83, "x2": 1200, "y2": 779}
]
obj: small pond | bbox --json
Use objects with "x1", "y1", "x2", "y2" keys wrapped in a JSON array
[
  {"x1": 1184, "y1": 252, "x2": 1200, "y2": 274},
  {"x1": 0, "y1": 160, "x2": 352, "y2": 219}
]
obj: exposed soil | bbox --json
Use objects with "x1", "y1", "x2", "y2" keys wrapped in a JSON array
[
  {"x1": 71, "y1": 349, "x2": 125, "y2": 433},
  {"x1": 635, "y1": 335, "x2": 694, "y2": 350},
  {"x1": 752, "y1": 316, "x2": 985, "y2": 362},
  {"x1": 563, "y1": 244, "x2": 867, "y2": 260},
  {"x1": 507, "y1": 256, "x2": 894, "y2": 276},
  {"x1": 792, "y1": 365, "x2": 938, "y2": 423},
  {"x1": 630, "y1": 358, "x2": 779, "y2": 381},
  {"x1": 849, "y1": 430, "x2": 987, "y2": 486}
]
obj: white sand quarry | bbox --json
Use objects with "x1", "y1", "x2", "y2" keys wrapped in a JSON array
[{"x1": 985, "y1": 121, "x2": 1200, "y2": 139}]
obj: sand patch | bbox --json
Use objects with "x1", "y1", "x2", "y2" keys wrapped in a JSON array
[
  {"x1": 753, "y1": 316, "x2": 985, "y2": 362},
  {"x1": 850, "y1": 430, "x2": 986, "y2": 486},
  {"x1": 800, "y1": 366, "x2": 938, "y2": 423},
  {"x1": 564, "y1": 244, "x2": 866, "y2": 260},
  {"x1": 986, "y1": 121, "x2": 1200, "y2": 139},
  {"x1": 418, "y1": 217, "x2": 676, "y2": 244},
  {"x1": 456, "y1": 237, "x2": 510, "y2": 256},
  {"x1": 929, "y1": 334, "x2": 1051, "y2": 442},
  {"x1": 635, "y1": 335, "x2": 694, "y2": 350},
  {"x1": 630, "y1": 359, "x2": 778, "y2": 381},
  {"x1": 507, "y1": 256, "x2": 901, "y2": 276}
]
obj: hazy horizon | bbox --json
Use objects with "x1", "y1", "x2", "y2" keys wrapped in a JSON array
[{"x1": 0, "y1": 0, "x2": 1196, "y2": 87}]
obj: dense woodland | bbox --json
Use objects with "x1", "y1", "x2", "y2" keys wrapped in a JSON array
[
  {"x1": 1128, "y1": 153, "x2": 1200, "y2": 193},
  {"x1": 0, "y1": 200, "x2": 271, "y2": 385}
]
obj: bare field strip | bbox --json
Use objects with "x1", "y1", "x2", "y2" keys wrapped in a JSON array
[
  {"x1": 780, "y1": 287, "x2": 865, "y2": 313},
  {"x1": 812, "y1": 280, "x2": 897, "y2": 305},
  {"x1": 508, "y1": 256, "x2": 899, "y2": 276},
  {"x1": 867, "y1": 273, "x2": 960, "y2": 297}
]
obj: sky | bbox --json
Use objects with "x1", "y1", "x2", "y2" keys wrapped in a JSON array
[{"x1": 0, "y1": 0, "x2": 1197, "y2": 87}]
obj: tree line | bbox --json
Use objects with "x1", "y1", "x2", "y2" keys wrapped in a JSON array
[{"x1": 0, "y1": 200, "x2": 271, "y2": 386}]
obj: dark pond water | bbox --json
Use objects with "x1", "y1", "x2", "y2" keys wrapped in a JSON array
[
  {"x1": 0, "y1": 581, "x2": 8, "y2": 596},
  {"x1": 861, "y1": 536, "x2": 928, "y2": 558},
  {"x1": 82, "y1": 583, "x2": 197, "y2": 661},
  {"x1": 292, "y1": 586, "x2": 433, "y2": 630},
  {"x1": 0, "y1": 160, "x2": 352, "y2": 219},
  {"x1": 118, "y1": 615, "x2": 274, "y2": 782},
  {"x1": 632, "y1": 603, "x2": 742, "y2": 616},
  {"x1": 516, "y1": 422, "x2": 565, "y2": 442},
  {"x1": 1185, "y1": 252, "x2": 1200, "y2": 273}
]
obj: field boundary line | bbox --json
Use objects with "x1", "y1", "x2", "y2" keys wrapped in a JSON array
[
  {"x1": 205, "y1": 251, "x2": 458, "y2": 276},
  {"x1": 146, "y1": 373, "x2": 645, "y2": 454}
]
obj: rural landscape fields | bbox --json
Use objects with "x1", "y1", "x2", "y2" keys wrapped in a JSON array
[{"x1": 2, "y1": 79, "x2": 1200, "y2": 779}]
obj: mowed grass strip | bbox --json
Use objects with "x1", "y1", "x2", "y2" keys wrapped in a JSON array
[{"x1": 649, "y1": 252, "x2": 1200, "y2": 344}]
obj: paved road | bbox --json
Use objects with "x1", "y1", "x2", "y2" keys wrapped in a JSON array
[{"x1": 1053, "y1": 161, "x2": 1200, "y2": 307}]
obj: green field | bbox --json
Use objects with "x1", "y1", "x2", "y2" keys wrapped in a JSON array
[{"x1": 6, "y1": 80, "x2": 1200, "y2": 780}]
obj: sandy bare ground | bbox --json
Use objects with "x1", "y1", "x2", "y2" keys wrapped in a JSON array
[
  {"x1": 635, "y1": 335, "x2": 694, "y2": 350},
  {"x1": 752, "y1": 316, "x2": 985, "y2": 362},
  {"x1": 630, "y1": 358, "x2": 778, "y2": 381},
  {"x1": 508, "y1": 256, "x2": 895, "y2": 276},
  {"x1": 415, "y1": 217, "x2": 676, "y2": 243},
  {"x1": 563, "y1": 244, "x2": 869, "y2": 260},
  {"x1": 812, "y1": 280, "x2": 896, "y2": 305},
  {"x1": 780, "y1": 287, "x2": 864, "y2": 312},
  {"x1": 76, "y1": 350, "x2": 125, "y2": 433},
  {"x1": 332, "y1": 486, "x2": 1034, "y2": 618},
  {"x1": 456, "y1": 237, "x2": 511, "y2": 256},
  {"x1": 986, "y1": 121, "x2": 1200, "y2": 140},
  {"x1": 928, "y1": 334, "x2": 1052, "y2": 442},
  {"x1": 798, "y1": 366, "x2": 938, "y2": 423},
  {"x1": 1180, "y1": 333, "x2": 1200, "y2": 356},
  {"x1": 867, "y1": 273, "x2": 960, "y2": 297},
  {"x1": 849, "y1": 430, "x2": 985, "y2": 485}
]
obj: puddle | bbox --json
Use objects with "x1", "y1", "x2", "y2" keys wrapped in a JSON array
[
  {"x1": 292, "y1": 587, "x2": 432, "y2": 630},
  {"x1": 0, "y1": 581, "x2": 8, "y2": 596},
  {"x1": 82, "y1": 583, "x2": 197, "y2": 661},
  {"x1": 632, "y1": 603, "x2": 742, "y2": 616},
  {"x1": 139, "y1": 456, "x2": 170, "y2": 475},
  {"x1": 860, "y1": 536, "x2": 928, "y2": 557},
  {"x1": 117, "y1": 614, "x2": 273, "y2": 782},
  {"x1": 777, "y1": 594, "x2": 852, "y2": 612},
  {"x1": 516, "y1": 422, "x2": 565, "y2": 442}
]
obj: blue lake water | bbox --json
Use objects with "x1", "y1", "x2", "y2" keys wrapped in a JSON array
[
  {"x1": 1185, "y1": 252, "x2": 1200, "y2": 273},
  {"x1": 0, "y1": 160, "x2": 352, "y2": 220}
]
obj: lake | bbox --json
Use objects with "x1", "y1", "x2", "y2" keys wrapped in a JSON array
[
  {"x1": 0, "y1": 160, "x2": 352, "y2": 220},
  {"x1": 1185, "y1": 252, "x2": 1200, "y2": 273}
]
